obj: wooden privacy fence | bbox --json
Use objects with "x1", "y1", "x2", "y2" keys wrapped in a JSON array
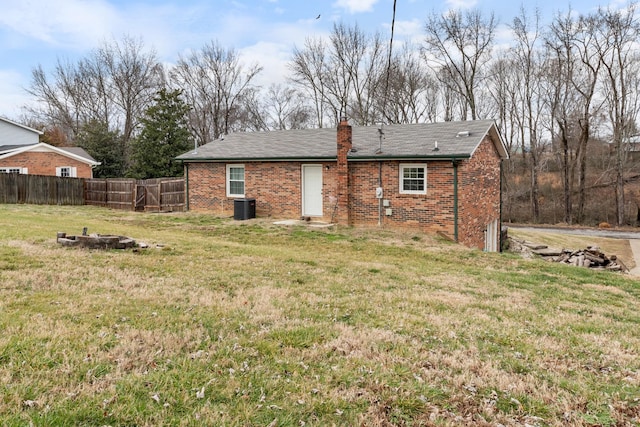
[
  {"x1": 0, "y1": 173, "x2": 85, "y2": 205},
  {"x1": 0, "y1": 174, "x2": 184, "y2": 211},
  {"x1": 85, "y1": 177, "x2": 185, "y2": 212}
]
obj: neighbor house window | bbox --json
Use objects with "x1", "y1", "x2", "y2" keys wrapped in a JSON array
[
  {"x1": 399, "y1": 164, "x2": 427, "y2": 194},
  {"x1": 0, "y1": 167, "x2": 25, "y2": 174},
  {"x1": 226, "y1": 164, "x2": 245, "y2": 197},
  {"x1": 56, "y1": 166, "x2": 77, "y2": 178}
]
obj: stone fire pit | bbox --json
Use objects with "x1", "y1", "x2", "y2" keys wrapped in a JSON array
[{"x1": 57, "y1": 231, "x2": 137, "y2": 250}]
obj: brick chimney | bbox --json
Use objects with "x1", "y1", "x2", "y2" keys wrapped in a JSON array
[{"x1": 336, "y1": 117, "x2": 351, "y2": 225}]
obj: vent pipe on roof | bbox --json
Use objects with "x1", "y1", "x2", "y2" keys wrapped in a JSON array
[{"x1": 456, "y1": 131, "x2": 470, "y2": 138}]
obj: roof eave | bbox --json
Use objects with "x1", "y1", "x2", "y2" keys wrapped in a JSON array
[
  {"x1": 177, "y1": 154, "x2": 472, "y2": 162},
  {"x1": 348, "y1": 154, "x2": 471, "y2": 161},
  {"x1": 177, "y1": 156, "x2": 337, "y2": 163},
  {"x1": 0, "y1": 143, "x2": 100, "y2": 165}
]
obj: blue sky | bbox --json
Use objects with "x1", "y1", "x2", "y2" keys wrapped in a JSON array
[{"x1": 0, "y1": 0, "x2": 620, "y2": 120}]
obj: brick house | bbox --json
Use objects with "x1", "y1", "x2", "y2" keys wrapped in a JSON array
[
  {"x1": 176, "y1": 118, "x2": 509, "y2": 251},
  {"x1": 0, "y1": 117, "x2": 99, "y2": 178}
]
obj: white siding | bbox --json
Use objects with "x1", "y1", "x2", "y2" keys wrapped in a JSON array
[{"x1": 0, "y1": 119, "x2": 40, "y2": 146}]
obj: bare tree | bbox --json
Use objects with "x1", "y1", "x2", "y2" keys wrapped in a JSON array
[
  {"x1": 171, "y1": 41, "x2": 262, "y2": 144},
  {"x1": 545, "y1": 10, "x2": 580, "y2": 224},
  {"x1": 262, "y1": 84, "x2": 312, "y2": 130},
  {"x1": 591, "y1": 4, "x2": 640, "y2": 225},
  {"x1": 329, "y1": 23, "x2": 386, "y2": 125},
  {"x1": 97, "y1": 36, "x2": 163, "y2": 148},
  {"x1": 289, "y1": 23, "x2": 387, "y2": 127},
  {"x1": 377, "y1": 44, "x2": 438, "y2": 124},
  {"x1": 422, "y1": 9, "x2": 497, "y2": 120},
  {"x1": 28, "y1": 62, "x2": 83, "y2": 139},
  {"x1": 573, "y1": 19, "x2": 603, "y2": 224},
  {"x1": 487, "y1": 57, "x2": 520, "y2": 156},
  {"x1": 235, "y1": 84, "x2": 312, "y2": 131},
  {"x1": 511, "y1": 7, "x2": 546, "y2": 222},
  {"x1": 27, "y1": 35, "x2": 162, "y2": 169},
  {"x1": 289, "y1": 37, "x2": 329, "y2": 127}
]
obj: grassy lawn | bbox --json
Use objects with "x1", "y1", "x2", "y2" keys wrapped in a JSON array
[{"x1": 0, "y1": 204, "x2": 638, "y2": 426}]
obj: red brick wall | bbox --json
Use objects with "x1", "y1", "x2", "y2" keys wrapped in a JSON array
[
  {"x1": 348, "y1": 161, "x2": 455, "y2": 236},
  {"x1": 0, "y1": 152, "x2": 93, "y2": 178},
  {"x1": 187, "y1": 161, "x2": 341, "y2": 220},
  {"x1": 187, "y1": 158, "x2": 459, "y2": 237},
  {"x1": 185, "y1": 136, "x2": 503, "y2": 251},
  {"x1": 457, "y1": 136, "x2": 502, "y2": 250}
]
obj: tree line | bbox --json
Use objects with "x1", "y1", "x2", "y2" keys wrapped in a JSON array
[{"x1": 22, "y1": 3, "x2": 640, "y2": 225}]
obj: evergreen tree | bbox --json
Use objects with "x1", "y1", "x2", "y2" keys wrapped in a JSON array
[
  {"x1": 129, "y1": 89, "x2": 192, "y2": 179},
  {"x1": 76, "y1": 120, "x2": 126, "y2": 178}
]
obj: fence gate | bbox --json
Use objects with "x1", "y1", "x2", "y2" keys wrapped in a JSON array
[
  {"x1": 144, "y1": 181, "x2": 162, "y2": 212},
  {"x1": 85, "y1": 177, "x2": 184, "y2": 212},
  {"x1": 135, "y1": 183, "x2": 146, "y2": 211}
]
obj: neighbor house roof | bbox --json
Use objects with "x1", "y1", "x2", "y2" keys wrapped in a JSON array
[
  {"x1": 0, "y1": 143, "x2": 100, "y2": 166},
  {"x1": 176, "y1": 119, "x2": 508, "y2": 162},
  {"x1": 0, "y1": 144, "x2": 31, "y2": 154}
]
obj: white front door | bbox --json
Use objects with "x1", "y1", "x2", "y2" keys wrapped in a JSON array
[{"x1": 302, "y1": 165, "x2": 323, "y2": 217}]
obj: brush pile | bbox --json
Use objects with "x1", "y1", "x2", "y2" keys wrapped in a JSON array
[{"x1": 508, "y1": 237, "x2": 628, "y2": 272}]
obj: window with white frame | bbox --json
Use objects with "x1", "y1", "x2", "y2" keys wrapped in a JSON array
[
  {"x1": 226, "y1": 164, "x2": 245, "y2": 197},
  {"x1": 399, "y1": 164, "x2": 427, "y2": 194},
  {"x1": 0, "y1": 167, "x2": 27, "y2": 174},
  {"x1": 56, "y1": 166, "x2": 77, "y2": 178}
]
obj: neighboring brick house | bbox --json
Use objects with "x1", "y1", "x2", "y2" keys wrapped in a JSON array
[
  {"x1": 176, "y1": 118, "x2": 509, "y2": 251},
  {"x1": 0, "y1": 117, "x2": 99, "y2": 178}
]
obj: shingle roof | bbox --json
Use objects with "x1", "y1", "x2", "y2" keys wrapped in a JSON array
[
  {"x1": 0, "y1": 144, "x2": 31, "y2": 154},
  {"x1": 58, "y1": 146, "x2": 98, "y2": 163},
  {"x1": 176, "y1": 119, "x2": 508, "y2": 162}
]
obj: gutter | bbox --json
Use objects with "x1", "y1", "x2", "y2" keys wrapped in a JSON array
[
  {"x1": 176, "y1": 154, "x2": 473, "y2": 163},
  {"x1": 349, "y1": 154, "x2": 471, "y2": 161},
  {"x1": 176, "y1": 156, "x2": 336, "y2": 163}
]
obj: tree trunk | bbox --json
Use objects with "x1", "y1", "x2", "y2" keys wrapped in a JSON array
[
  {"x1": 616, "y1": 142, "x2": 625, "y2": 226},
  {"x1": 530, "y1": 150, "x2": 540, "y2": 223},
  {"x1": 576, "y1": 121, "x2": 589, "y2": 224},
  {"x1": 558, "y1": 120, "x2": 572, "y2": 224}
]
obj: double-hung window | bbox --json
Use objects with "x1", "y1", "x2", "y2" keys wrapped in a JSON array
[
  {"x1": 0, "y1": 167, "x2": 25, "y2": 174},
  {"x1": 226, "y1": 164, "x2": 245, "y2": 197},
  {"x1": 56, "y1": 166, "x2": 77, "y2": 178},
  {"x1": 399, "y1": 164, "x2": 427, "y2": 194}
]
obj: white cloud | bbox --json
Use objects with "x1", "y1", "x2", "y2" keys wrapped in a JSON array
[
  {"x1": 445, "y1": 0, "x2": 477, "y2": 10},
  {"x1": 238, "y1": 19, "x2": 330, "y2": 89},
  {"x1": 387, "y1": 19, "x2": 423, "y2": 43},
  {"x1": 0, "y1": 0, "x2": 120, "y2": 49},
  {"x1": 333, "y1": 0, "x2": 379, "y2": 14},
  {"x1": 240, "y1": 41, "x2": 291, "y2": 88}
]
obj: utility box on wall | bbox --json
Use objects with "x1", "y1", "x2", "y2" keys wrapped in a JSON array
[{"x1": 234, "y1": 198, "x2": 256, "y2": 220}]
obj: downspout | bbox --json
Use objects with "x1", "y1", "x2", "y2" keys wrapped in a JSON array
[
  {"x1": 184, "y1": 162, "x2": 189, "y2": 211},
  {"x1": 378, "y1": 162, "x2": 382, "y2": 226},
  {"x1": 499, "y1": 159, "x2": 504, "y2": 252},
  {"x1": 453, "y1": 160, "x2": 459, "y2": 242}
]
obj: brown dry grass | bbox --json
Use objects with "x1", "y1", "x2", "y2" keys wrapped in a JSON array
[{"x1": 0, "y1": 205, "x2": 638, "y2": 426}]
